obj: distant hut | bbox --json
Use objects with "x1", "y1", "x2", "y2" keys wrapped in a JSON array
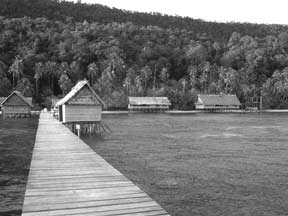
[
  {"x1": 195, "y1": 94, "x2": 241, "y2": 111},
  {"x1": 51, "y1": 96, "x2": 62, "y2": 110},
  {"x1": 55, "y1": 80, "x2": 106, "y2": 134},
  {"x1": 0, "y1": 91, "x2": 33, "y2": 118},
  {"x1": 50, "y1": 96, "x2": 62, "y2": 118},
  {"x1": 128, "y1": 97, "x2": 171, "y2": 112}
]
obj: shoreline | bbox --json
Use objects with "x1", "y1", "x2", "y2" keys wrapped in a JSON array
[
  {"x1": 102, "y1": 109, "x2": 288, "y2": 115},
  {"x1": 1, "y1": 109, "x2": 287, "y2": 116}
]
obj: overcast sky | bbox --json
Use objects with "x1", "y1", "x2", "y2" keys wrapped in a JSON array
[{"x1": 68, "y1": 0, "x2": 288, "y2": 25}]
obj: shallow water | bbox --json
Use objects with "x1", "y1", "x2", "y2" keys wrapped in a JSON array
[
  {"x1": 0, "y1": 118, "x2": 38, "y2": 216},
  {"x1": 84, "y1": 113, "x2": 288, "y2": 216}
]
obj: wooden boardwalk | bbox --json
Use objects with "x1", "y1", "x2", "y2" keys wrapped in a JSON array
[{"x1": 22, "y1": 112, "x2": 169, "y2": 216}]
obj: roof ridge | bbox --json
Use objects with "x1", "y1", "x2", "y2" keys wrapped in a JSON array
[
  {"x1": 1, "y1": 91, "x2": 33, "y2": 107},
  {"x1": 56, "y1": 80, "x2": 105, "y2": 107}
]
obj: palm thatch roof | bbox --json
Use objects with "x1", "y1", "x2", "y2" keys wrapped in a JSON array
[
  {"x1": 1, "y1": 91, "x2": 33, "y2": 107},
  {"x1": 56, "y1": 80, "x2": 105, "y2": 107},
  {"x1": 0, "y1": 97, "x2": 6, "y2": 104},
  {"x1": 197, "y1": 94, "x2": 241, "y2": 106},
  {"x1": 129, "y1": 97, "x2": 171, "y2": 106}
]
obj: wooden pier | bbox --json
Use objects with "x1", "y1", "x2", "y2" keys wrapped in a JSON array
[{"x1": 22, "y1": 112, "x2": 169, "y2": 216}]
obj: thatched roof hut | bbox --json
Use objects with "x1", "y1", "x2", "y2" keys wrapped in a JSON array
[
  {"x1": 56, "y1": 80, "x2": 105, "y2": 123},
  {"x1": 1, "y1": 91, "x2": 33, "y2": 117},
  {"x1": 128, "y1": 97, "x2": 171, "y2": 112},
  {"x1": 196, "y1": 94, "x2": 241, "y2": 110}
]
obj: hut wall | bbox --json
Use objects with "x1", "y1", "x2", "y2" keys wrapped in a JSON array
[
  {"x1": 63, "y1": 104, "x2": 102, "y2": 123},
  {"x1": 2, "y1": 105, "x2": 31, "y2": 117},
  {"x1": 195, "y1": 104, "x2": 204, "y2": 109},
  {"x1": 129, "y1": 105, "x2": 169, "y2": 110},
  {"x1": 196, "y1": 105, "x2": 240, "y2": 110}
]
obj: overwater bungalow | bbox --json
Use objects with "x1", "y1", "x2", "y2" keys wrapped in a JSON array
[
  {"x1": 195, "y1": 94, "x2": 241, "y2": 112},
  {"x1": 128, "y1": 97, "x2": 171, "y2": 112},
  {"x1": 56, "y1": 80, "x2": 105, "y2": 124},
  {"x1": 0, "y1": 91, "x2": 33, "y2": 118}
]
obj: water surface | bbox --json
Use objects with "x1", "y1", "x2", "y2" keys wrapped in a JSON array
[{"x1": 84, "y1": 113, "x2": 288, "y2": 216}]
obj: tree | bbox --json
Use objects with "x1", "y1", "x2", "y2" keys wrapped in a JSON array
[
  {"x1": 160, "y1": 67, "x2": 169, "y2": 84},
  {"x1": 1, "y1": 11, "x2": 288, "y2": 109},
  {"x1": 0, "y1": 60, "x2": 7, "y2": 76},
  {"x1": 87, "y1": 62, "x2": 100, "y2": 85},
  {"x1": 8, "y1": 55, "x2": 23, "y2": 87},
  {"x1": 140, "y1": 65, "x2": 152, "y2": 94},
  {"x1": 15, "y1": 78, "x2": 34, "y2": 97},
  {"x1": 34, "y1": 73, "x2": 40, "y2": 95},
  {"x1": 185, "y1": 40, "x2": 208, "y2": 65},
  {"x1": 278, "y1": 32, "x2": 288, "y2": 51},
  {"x1": 218, "y1": 67, "x2": 237, "y2": 94},
  {"x1": 0, "y1": 77, "x2": 12, "y2": 96},
  {"x1": 45, "y1": 61, "x2": 59, "y2": 93},
  {"x1": 58, "y1": 74, "x2": 73, "y2": 95},
  {"x1": 262, "y1": 67, "x2": 288, "y2": 108}
]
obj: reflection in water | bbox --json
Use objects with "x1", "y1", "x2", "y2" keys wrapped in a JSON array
[{"x1": 200, "y1": 133, "x2": 243, "y2": 138}]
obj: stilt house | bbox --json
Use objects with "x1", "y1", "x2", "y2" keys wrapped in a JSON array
[
  {"x1": 0, "y1": 91, "x2": 33, "y2": 118},
  {"x1": 195, "y1": 94, "x2": 241, "y2": 111},
  {"x1": 56, "y1": 80, "x2": 105, "y2": 123},
  {"x1": 128, "y1": 97, "x2": 171, "y2": 112}
]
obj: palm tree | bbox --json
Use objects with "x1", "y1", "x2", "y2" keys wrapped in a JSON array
[
  {"x1": 0, "y1": 60, "x2": 7, "y2": 76},
  {"x1": 34, "y1": 62, "x2": 44, "y2": 94},
  {"x1": 87, "y1": 63, "x2": 99, "y2": 85},
  {"x1": 45, "y1": 61, "x2": 58, "y2": 94},
  {"x1": 16, "y1": 78, "x2": 34, "y2": 96},
  {"x1": 34, "y1": 73, "x2": 40, "y2": 94},
  {"x1": 8, "y1": 55, "x2": 23, "y2": 88}
]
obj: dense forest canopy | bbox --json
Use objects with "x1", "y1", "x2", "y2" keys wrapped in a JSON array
[{"x1": 1, "y1": 0, "x2": 288, "y2": 109}]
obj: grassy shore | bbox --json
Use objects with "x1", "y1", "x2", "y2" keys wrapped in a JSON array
[
  {"x1": 84, "y1": 113, "x2": 288, "y2": 216},
  {"x1": 0, "y1": 117, "x2": 38, "y2": 216}
]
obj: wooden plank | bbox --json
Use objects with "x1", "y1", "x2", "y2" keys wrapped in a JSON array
[
  {"x1": 22, "y1": 112, "x2": 170, "y2": 216},
  {"x1": 23, "y1": 196, "x2": 154, "y2": 212},
  {"x1": 59, "y1": 206, "x2": 168, "y2": 216},
  {"x1": 23, "y1": 192, "x2": 147, "y2": 205},
  {"x1": 22, "y1": 201, "x2": 159, "y2": 216},
  {"x1": 25, "y1": 185, "x2": 140, "y2": 196}
]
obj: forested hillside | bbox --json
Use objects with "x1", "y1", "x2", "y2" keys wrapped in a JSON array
[{"x1": 1, "y1": 0, "x2": 288, "y2": 109}]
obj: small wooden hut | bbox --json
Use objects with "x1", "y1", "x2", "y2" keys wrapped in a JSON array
[
  {"x1": 128, "y1": 97, "x2": 171, "y2": 112},
  {"x1": 195, "y1": 94, "x2": 241, "y2": 112},
  {"x1": 0, "y1": 91, "x2": 33, "y2": 118},
  {"x1": 50, "y1": 96, "x2": 62, "y2": 118},
  {"x1": 56, "y1": 80, "x2": 106, "y2": 134}
]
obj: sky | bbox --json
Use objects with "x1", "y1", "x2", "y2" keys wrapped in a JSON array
[{"x1": 68, "y1": 0, "x2": 288, "y2": 25}]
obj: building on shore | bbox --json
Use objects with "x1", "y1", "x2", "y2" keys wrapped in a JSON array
[
  {"x1": 56, "y1": 80, "x2": 105, "y2": 124},
  {"x1": 128, "y1": 97, "x2": 171, "y2": 112},
  {"x1": 195, "y1": 94, "x2": 241, "y2": 111},
  {"x1": 0, "y1": 91, "x2": 33, "y2": 118},
  {"x1": 50, "y1": 96, "x2": 62, "y2": 118}
]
